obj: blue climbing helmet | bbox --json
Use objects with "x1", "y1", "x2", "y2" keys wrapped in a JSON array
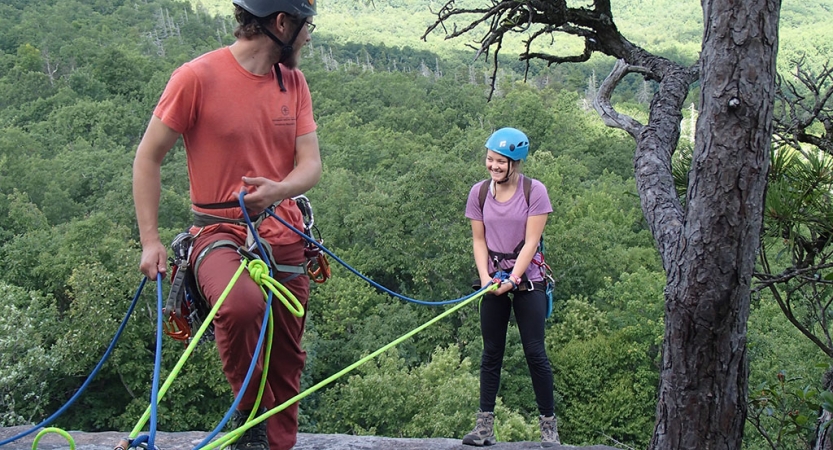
[{"x1": 485, "y1": 127, "x2": 530, "y2": 162}]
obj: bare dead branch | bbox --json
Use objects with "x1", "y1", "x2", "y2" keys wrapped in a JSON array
[
  {"x1": 422, "y1": 2, "x2": 508, "y2": 43},
  {"x1": 422, "y1": 0, "x2": 662, "y2": 99},
  {"x1": 773, "y1": 59, "x2": 833, "y2": 155},
  {"x1": 486, "y1": 36, "x2": 503, "y2": 100},
  {"x1": 592, "y1": 59, "x2": 646, "y2": 137},
  {"x1": 753, "y1": 263, "x2": 833, "y2": 292}
]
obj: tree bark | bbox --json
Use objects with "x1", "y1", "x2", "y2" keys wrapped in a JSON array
[
  {"x1": 648, "y1": 0, "x2": 779, "y2": 448},
  {"x1": 813, "y1": 369, "x2": 833, "y2": 450},
  {"x1": 425, "y1": 0, "x2": 783, "y2": 446}
]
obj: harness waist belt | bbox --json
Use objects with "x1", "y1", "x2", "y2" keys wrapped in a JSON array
[
  {"x1": 190, "y1": 208, "x2": 306, "y2": 278},
  {"x1": 517, "y1": 281, "x2": 547, "y2": 292},
  {"x1": 192, "y1": 209, "x2": 268, "y2": 228}
]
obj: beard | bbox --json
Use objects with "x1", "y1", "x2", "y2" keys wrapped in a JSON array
[
  {"x1": 280, "y1": 42, "x2": 304, "y2": 69},
  {"x1": 282, "y1": 52, "x2": 299, "y2": 69}
]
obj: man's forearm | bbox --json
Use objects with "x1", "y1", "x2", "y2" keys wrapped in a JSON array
[{"x1": 133, "y1": 160, "x2": 163, "y2": 245}]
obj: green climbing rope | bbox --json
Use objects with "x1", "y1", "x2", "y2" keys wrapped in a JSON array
[
  {"x1": 129, "y1": 261, "x2": 248, "y2": 438},
  {"x1": 32, "y1": 427, "x2": 75, "y2": 450},
  {"x1": 204, "y1": 284, "x2": 497, "y2": 450}
]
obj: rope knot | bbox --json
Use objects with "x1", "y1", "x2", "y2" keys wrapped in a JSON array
[{"x1": 247, "y1": 259, "x2": 269, "y2": 284}]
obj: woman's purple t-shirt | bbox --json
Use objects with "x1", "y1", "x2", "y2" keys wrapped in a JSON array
[{"x1": 465, "y1": 175, "x2": 553, "y2": 281}]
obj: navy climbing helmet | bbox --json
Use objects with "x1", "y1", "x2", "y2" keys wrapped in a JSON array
[
  {"x1": 233, "y1": 0, "x2": 317, "y2": 18},
  {"x1": 485, "y1": 127, "x2": 530, "y2": 161}
]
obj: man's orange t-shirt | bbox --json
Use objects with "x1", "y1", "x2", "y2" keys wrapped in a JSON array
[{"x1": 154, "y1": 47, "x2": 317, "y2": 245}]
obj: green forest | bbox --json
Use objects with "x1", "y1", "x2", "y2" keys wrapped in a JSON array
[{"x1": 1, "y1": 0, "x2": 832, "y2": 448}]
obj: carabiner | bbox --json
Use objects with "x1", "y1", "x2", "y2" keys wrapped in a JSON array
[
  {"x1": 292, "y1": 195, "x2": 315, "y2": 230},
  {"x1": 308, "y1": 252, "x2": 331, "y2": 283}
]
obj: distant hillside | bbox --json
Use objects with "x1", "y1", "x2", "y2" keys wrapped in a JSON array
[{"x1": 196, "y1": 0, "x2": 833, "y2": 72}]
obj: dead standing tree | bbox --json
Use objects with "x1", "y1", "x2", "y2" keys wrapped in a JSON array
[{"x1": 424, "y1": 0, "x2": 780, "y2": 448}]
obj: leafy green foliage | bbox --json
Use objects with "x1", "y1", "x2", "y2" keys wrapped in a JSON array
[
  {"x1": 314, "y1": 345, "x2": 538, "y2": 441},
  {"x1": 594, "y1": 268, "x2": 665, "y2": 345},
  {"x1": 763, "y1": 149, "x2": 833, "y2": 258},
  {"x1": 747, "y1": 370, "x2": 823, "y2": 450},
  {"x1": 0, "y1": 0, "x2": 831, "y2": 444},
  {"x1": 0, "y1": 283, "x2": 59, "y2": 426},
  {"x1": 541, "y1": 165, "x2": 660, "y2": 298},
  {"x1": 745, "y1": 293, "x2": 829, "y2": 449},
  {"x1": 551, "y1": 329, "x2": 658, "y2": 448}
]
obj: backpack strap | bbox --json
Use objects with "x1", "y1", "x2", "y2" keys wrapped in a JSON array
[
  {"x1": 477, "y1": 175, "x2": 532, "y2": 213},
  {"x1": 478, "y1": 179, "x2": 490, "y2": 212}
]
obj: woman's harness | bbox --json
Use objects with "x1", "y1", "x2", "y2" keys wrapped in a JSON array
[{"x1": 477, "y1": 177, "x2": 555, "y2": 316}]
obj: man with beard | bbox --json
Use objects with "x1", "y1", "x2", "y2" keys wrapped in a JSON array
[{"x1": 132, "y1": 1, "x2": 320, "y2": 448}]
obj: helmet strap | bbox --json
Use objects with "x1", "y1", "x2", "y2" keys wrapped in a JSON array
[
  {"x1": 496, "y1": 161, "x2": 514, "y2": 184},
  {"x1": 258, "y1": 15, "x2": 306, "y2": 92}
]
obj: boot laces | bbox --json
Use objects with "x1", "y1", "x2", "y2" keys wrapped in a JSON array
[{"x1": 539, "y1": 415, "x2": 560, "y2": 444}]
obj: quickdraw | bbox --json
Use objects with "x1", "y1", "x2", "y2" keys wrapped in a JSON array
[{"x1": 293, "y1": 195, "x2": 331, "y2": 283}]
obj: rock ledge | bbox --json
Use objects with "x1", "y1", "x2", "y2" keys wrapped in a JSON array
[{"x1": 0, "y1": 426, "x2": 618, "y2": 450}]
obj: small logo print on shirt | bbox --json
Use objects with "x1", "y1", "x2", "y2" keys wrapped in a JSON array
[
  {"x1": 281, "y1": 106, "x2": 290, "y2": 116},
  {"x1": 272, "y1": 117, "x2": 296, "y2": 126}
]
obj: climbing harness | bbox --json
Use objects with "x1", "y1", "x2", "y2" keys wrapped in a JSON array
[
  {"x1": 161, "y1": 196, "x2": 329, "y2": 345},
  {"x1": 191, "y1": 197, "x2": 323, "y2": 283},
  {"x1": 477, "y1": 176, "x2": 556, "y2": 317}
]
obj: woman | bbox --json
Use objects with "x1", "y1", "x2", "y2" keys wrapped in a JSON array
[{"x1": 463, "y1": 127, "x2": 559, "y2": 447}]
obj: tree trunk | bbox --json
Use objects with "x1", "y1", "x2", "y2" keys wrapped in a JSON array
[
  {"x1": 647, "y1": 0, "x2": 780, "y2": 448},
  {"x1": 813, "y1": 369, "x2": 833, "y2": 450}
]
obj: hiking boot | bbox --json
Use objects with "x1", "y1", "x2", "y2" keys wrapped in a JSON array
[
  {"x1": 539, "y1": 415, "x2": 560, "y2": 447},
  {"x1": 462, "y1": 410, "x2": 496, "y2": 446},
  {"x1": 228, "y1": 408, "x2": 269, "y2": 450}
]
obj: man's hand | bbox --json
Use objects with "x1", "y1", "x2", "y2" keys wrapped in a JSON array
[
  {"x1": 241, "y1": 176, "x2": 289, "y2": 213},
  {"x1": 139, "y1": 240, "x2": 168, "y2": 280}
]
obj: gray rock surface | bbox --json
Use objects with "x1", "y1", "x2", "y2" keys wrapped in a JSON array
[{"x1": 0, "y1": 426, "x2": 619, "y2": 450}]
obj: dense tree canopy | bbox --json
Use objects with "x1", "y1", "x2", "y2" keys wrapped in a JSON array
[{"x1": 0, "y1": 0, "x2": 831, "y2": 448}]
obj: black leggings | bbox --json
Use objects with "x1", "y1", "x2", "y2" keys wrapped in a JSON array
[{"x1": 478, "y1": 289, "x2": 554, "y2": 416}]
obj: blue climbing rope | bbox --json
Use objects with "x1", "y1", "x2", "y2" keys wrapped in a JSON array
[
  {"x1": 0, "y1": 277, "x2": 148, "y2": 447},
  {"x1": 264, "y1": 206, "x2": 484, "y2": 305}
]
